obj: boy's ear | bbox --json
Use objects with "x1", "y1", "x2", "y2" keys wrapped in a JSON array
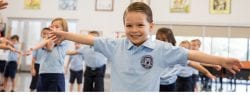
[{"x1": 149, "y1": 22, "x2": 154, "y2": 32}]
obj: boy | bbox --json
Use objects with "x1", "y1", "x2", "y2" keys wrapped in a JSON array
[
  {"x1": 67, "y1": 31, "x2": 107, "y2": 92},
  {"x1": 49, "y1": 2, "x2": 241, "y2": 91},
  {"x1": 65, "y1": 42, "x2": 84, "y2": 92},
  {"x1": 1, "y1": 35, "x2": 21, "y2": 92}
]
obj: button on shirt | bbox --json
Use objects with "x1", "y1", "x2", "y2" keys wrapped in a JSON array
[
  {"x1": 69, "y1": 50, "x2": 84, "y2": 71},
  {"x1": 32, "y1": 48, "x2": 46, "y2": 64},
  {"x1": 78, "y1": 46, "x2": 107, "y2": 68},
  {"x1": 93, "y1": 38, "x2": 188, "y2": 91},
  {"x1": 39, "y1": 41, "x2": 69, "y2": 74}
]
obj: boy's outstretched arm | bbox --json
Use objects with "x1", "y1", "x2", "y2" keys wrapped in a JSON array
[
  {"x1": 188, "y1": 50, "x2": 242, "y2": 74},
  {"x1": 188, "y1": 61, "x2": 216, "y2": 80},
  {"x1": 49, "y1": 28, "x2": 95, "y2": 46},
  {"x1": 66, "y1": 50, "x2": 79, "y2": 55},
  {"x1": 0, "y1": 0, "x2": 8, "y2": 10}
]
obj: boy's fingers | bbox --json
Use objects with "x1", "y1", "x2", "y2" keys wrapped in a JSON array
[
  {"x1": 235, "y1": 62, "x2": 243, "y2": 68},
  {"x1": 228, "y1": 68, "x2": 236, "y2": 75},
  {"x1": 233, "y1": 66, "x2": 241, "y2": 72}
]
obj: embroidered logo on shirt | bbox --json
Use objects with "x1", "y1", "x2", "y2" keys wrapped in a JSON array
[{"x1": 140, "y1": 55, "x2": 153, "y2": 69}]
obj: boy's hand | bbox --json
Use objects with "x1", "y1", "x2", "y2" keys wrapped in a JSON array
[
  {"x1": 0, "y1": 37, "x2": 14, "y2": 46},
  {"x1": 31, "y1": 68, "x2": 36, "y2": 76},
  {"x1": 0, "y1": 0, "x2": 8, "y2": 10},
  {"x1": 213, "y1": 65, "x2": 222, "y2": 71},
  {"x1": 205, "y1": 73, "x2": 216, "y2": 80},
  {"x1": 64, "y1": 66, "x2": 69, "y2": 75},
  {"x1": 23, "y1": 48, "x2": 33, "y2": 56},
  {"x1": 222, "y1": 58, "x2": 242, "y2": 75},
  {"x1": 49, "y1": 26, "x2": 65, "y2": 44}
]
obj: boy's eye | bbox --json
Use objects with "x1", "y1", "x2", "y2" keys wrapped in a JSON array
[
  {"x1": 138, "y1": 24, "x2": 144, "y2": 26},
  {"x1": 126, "y1": 24, "x2": 132, "y2": 27}
]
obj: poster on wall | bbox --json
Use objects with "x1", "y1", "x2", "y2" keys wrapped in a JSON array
[
  {"x1": 59, "y1": 0, "x2": 78, "y2": 11},
  {"x1": 209, "y1": 0, "x2": 231, "y2": 14},
  {"x1": 24, "y1": 0, "x2": 40, "y2": 10},
  {"x1": 170, "y1": 0, "x2": 190, "y2": 13},
  {"x1": 95, "y1": 0, "x2": 114, "y2": 11}
]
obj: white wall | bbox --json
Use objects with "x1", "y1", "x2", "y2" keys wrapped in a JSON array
[
  {"x1": 152, "y1": 0, "x2": 250, "y2": 26},
  {"x1": 1, "y1": 0, "x2": 250, "y2": 38}
]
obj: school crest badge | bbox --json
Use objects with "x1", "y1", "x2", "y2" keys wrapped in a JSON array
[{"x1": 140, "y1": 55, "x2": 153, "y2": 69}]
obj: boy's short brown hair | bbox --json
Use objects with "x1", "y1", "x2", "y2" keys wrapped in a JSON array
[{"x1": 10, "y1": 35, "x2": 19, "y2": 42}]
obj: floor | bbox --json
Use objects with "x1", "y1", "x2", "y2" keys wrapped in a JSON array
[
  {"x1": 1, "y1": 72, "x2": 250, "y2": 92},
  {"x1": 1, "y1": 72, "x2": 111, "y2": 92}
]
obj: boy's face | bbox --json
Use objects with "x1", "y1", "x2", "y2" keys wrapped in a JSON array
[
  {"x1": 191, "y1": 41, "x2": 200, "y2": 50},
  {"x1": 179, "y1": 43, "x2": 190, "y2": 49},
  {"x1": 11, "y1": 39, "x2": 18, "y2": 44},
  {"x1": 156, "y1": 33, "x2": 168, "y2": 42},
  {"x1": 51, "y1": 20, "x2": 64, "y2": 44},
  {"x1": 124, "y1": 12, "x2": 153, "y2": 46},
  {"x1": 51, "y1": 20, "x2": 63, "y2": 31},
  {"x1": 41, "y1": 30, "x2": 48, "y2": 39}
]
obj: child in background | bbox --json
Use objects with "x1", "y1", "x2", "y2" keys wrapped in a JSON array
[
  {"x1": 157, "y1": 28, "x2": 216, "y2": 92},
  {"x1": 26, "y1": 17, "x2": 69, "y2": 92},
  {"x1": 29, "y1": 28, "x2": 50, "y2": 92},
  {"x1": 176, "y1": 40, "x2": 198, "y2": 91},
  {"x1": 1, "y1": 35, "x2": 21, "y2": 92},
  {"x1": 65, "y1": 42, "x2": 84, "y2": 92},
  {"x1": 156, "y1": 27, "x2": 180, "y2": 91},
  {"x1": 66, "y1": 31, "x2": 107, "y2": 92},
  {"x1": 49, "y1": 2, "x2": 241, "y2": 91},
  {"x1": 0, "y1": 49, "x2": 8, "y2": 88}
]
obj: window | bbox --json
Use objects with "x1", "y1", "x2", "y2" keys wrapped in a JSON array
[
  {"x1": 228, "y1": 38, "x2": 248, "y2": 61},
  {"x1": 8, "y1": 18, "x2": 78, "y2": 67},
  {"x1": 211, "y1": 37, "x2": 229, "y2": 57}
]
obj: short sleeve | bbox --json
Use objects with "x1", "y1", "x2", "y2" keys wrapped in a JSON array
[
  {"x1": 162, "y1": 45, "x2": 189, "y2": 68},
  {"x1": 93, "y1": 37, "x2": 117, "y2": 59},
  {"x1": 32, "y1": 50, "x2": 37, "y2": 59}
]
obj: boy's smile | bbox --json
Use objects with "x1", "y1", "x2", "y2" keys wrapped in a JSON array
[{"x1": 124, "y1": 12, "x2": 153, "y2": 46}]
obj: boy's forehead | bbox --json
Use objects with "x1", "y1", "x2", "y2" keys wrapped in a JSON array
[{"x1": 125, "y1": 12, "x2": 147, "y2": 20}]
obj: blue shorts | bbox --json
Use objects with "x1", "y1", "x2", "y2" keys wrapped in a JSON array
[
  {"x1": 4, "y1": 61, "x2": 17, "y2": 79},
  {"x1": 37, "y1": 73, "x2": 65, "y2": 92},
  {"x1": 0, "y1": 60, "x2": 6, "y2": 73},
  {"x1": 69, "y1": 69, "x2": 83, "y2": 84}
]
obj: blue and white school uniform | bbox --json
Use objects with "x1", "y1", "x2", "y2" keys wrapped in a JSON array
[
  {"x1": 37, "y1": 41, "x2": 69, "y2": 92},
  {"x1": 93, "y1": 38, "x2": 188, "y2": 92},
  {"x1": 0, "y1": 50, "x2": 8, "y2": 74},
  {"x1": 176, "y1": 61, "x2": 194, "y2": 91},
  {"x1": 160, "y1": 65, "x2": 181, "y2": 91},
  {"x1": 68, "y1": 50, "x2": 84, "y2": 84},
  {"x1": 78, "y1": 45, "x2": 107, "y2": 91},
  {"x1": 29, "y1": 48, "x2": 46, "y2": 90},
  {"x1": 4, "y1": 44, "x2": 19, "y2": 79}
]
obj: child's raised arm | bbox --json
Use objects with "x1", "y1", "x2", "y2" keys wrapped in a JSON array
[
  {"x1": 66, "y1": 50, "x2": 79, "y2": 55},
  {"x1": 49, "y1": 28, "x2": 95, "y2": 46},
  {"x1": 188, "y1": 61, "x2": 216, "y2": 80},
  {"x1": 0, "y1": 0, "x2": 8, "y2": 10},
  {"x1": 188, "y1": 50, "x2": 242, "y2": 74},
  {"x1": 200, "y1": 63, "x2": 222, "y2": 71},
  {"x1": 25, "y1": 38, "x2": 53, "y2": 55}
]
